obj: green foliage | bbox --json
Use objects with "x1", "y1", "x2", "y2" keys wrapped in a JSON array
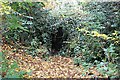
[
  {"x1": 103, "y1": 44, "x2": 118, "y2": 63},
  {"x1": 1, "y1": 52, "x2": 26, "y2": 78},
  {"x1": 96, "y1": 62, "x2": 118, "y2": 78},
  {"x1": 27, "y1": 37, "x2": 39, "y2": 56},
  {"x1": 2, "y1": 2, "x2": 47, "y2": 46},
  {"x1": 73, "y1": 57, "x2": 81, "y2": 66}
]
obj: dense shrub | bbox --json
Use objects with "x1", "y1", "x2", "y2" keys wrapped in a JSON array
[{"x1": 1, "y1": 2, "x2": 119, "y2": 64}]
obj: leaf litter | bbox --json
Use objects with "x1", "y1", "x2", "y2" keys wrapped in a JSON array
[{"x1": 1, "y1": 44, "x2": 102, "y2": 78}]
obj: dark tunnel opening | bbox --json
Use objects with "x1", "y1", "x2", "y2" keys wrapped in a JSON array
[{"x1": 51, "y1": 27, "x2": 67, "y2": 54}]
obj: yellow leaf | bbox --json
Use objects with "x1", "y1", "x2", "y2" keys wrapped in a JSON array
[
  {"x1": 100, "y1": 34, "x2": 108, "y2": 40},
  {"x1": 26, "y1": 69, "x2": 31, "y2": 72},
  {"x1": 15, "y1": 68, "x2": 20, "y2": 72}
]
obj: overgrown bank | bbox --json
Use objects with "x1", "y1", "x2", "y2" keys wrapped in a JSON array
[{"x1": 0, "y1": 1, "x2": 120, "y2": 78}]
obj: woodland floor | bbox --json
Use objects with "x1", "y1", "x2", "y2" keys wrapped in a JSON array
[{"x1": 2, "y1": 44, "x2": 105, "y2": 78}]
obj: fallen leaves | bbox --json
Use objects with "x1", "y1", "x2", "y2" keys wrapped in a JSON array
[{"x1": 1, "y1": 44, "x2": 103, "y2": 78}]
